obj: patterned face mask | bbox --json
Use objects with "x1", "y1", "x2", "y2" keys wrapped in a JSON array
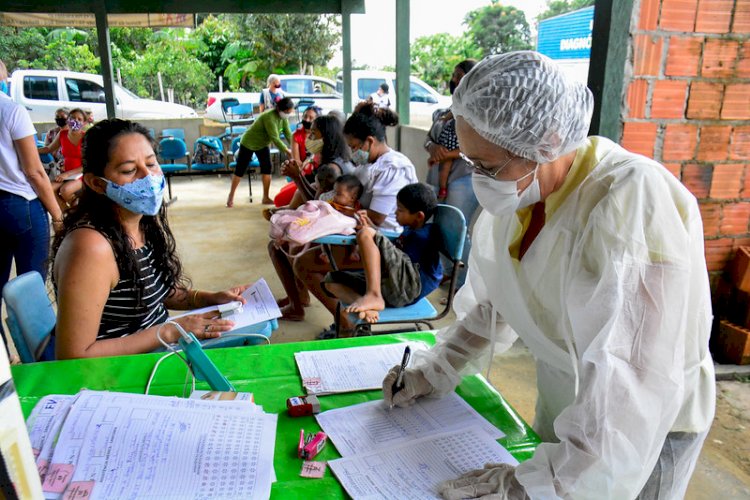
[{"x1": 99, "y1": 174, "x2": 166, "y2": 216}]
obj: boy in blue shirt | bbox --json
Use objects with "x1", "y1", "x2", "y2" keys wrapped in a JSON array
[{"x1": 324, "y1": 183, "x2": 443, "y2": 324}]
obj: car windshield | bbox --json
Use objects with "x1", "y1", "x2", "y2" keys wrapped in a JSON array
[{"x1": 116, "y1": 83, "x2": 139, "y2": 99}]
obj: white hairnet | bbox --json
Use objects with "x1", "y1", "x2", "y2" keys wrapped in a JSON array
[{"x1": 452, "y1": 51, "x2": 594, "y2": 164}]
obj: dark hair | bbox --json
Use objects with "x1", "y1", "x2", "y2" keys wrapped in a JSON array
[
  {"x1": 51, "y1": 119, "x2": 188, "y2": 305},
  {"x1": 397, "y1": 183, "x2": 437, "y2": 220},
  {"x1": 344, "y1": 101, "x2": 399, "y2": 142},
  {"x1": 379, "y1": 82, "x2": 389, "y2": 93},
  {"x1": 314, "y1": 114, "x2": 351, "y2": 164},
  {"x1": 335, "y1": 174, "x2": 364, "y2": 201},
  {"x1": 303, "y1": 105, "x2": 323, "y2": 118},
  {"x1": 315, "y1": 163, "x2": 342, "y2": 192},
  {"x1": 455, "y1": 59, "x2": 478, "y2": 75},
  {"x1": 276, "y1": 97, "x2": 295, "y2": 112}
]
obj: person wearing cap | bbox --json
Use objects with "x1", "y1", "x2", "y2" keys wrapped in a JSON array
[
  {"x1": 382, "y1": 51, "x2": 714, "y2": 499},
  {"x1": 368, "y1": 83, "x2": 391, "y2": 110}
]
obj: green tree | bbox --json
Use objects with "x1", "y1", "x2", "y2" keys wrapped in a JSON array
[
  {"x1": 464, "y1": 3, "x2": 532, "y2": 56},
  {"x1": 225, "y1": 13, "x2": 341, "y2": 89},
  {"x1": 17, "y1": 28, "x2": 99, "y2": 73},
  {"x1": 192, "y1": 15, "x2": 235, "y2": 81},
  {"x1": 118, "y1": 29, "x2": 213, "y2": 108},
  {"x1": 537, "y1": 0, "x2": 596, "y2": 21},
  {"x1": 410, "y1": 33, "x2": 482, "y2": 94},
  {"x1": 0, "y1": 27, "x2": 47, "y2": 71}
]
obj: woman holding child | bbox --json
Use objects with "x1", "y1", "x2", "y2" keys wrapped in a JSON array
[
  {"x1": 52, "y1": 119, "x2": 248, "y2": 359},
  {"x1": 287, "y1": 102, "x2": 418, "y2": 336}
]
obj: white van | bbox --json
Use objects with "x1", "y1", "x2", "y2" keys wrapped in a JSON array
[
  {"x1": 335, "y1": 70, "x2": 452, "y2": 126},
  {"x1": 9, "y1": 70, "x2": 197, "y2": 122}
]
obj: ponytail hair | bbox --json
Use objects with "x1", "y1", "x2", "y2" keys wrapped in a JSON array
[{"x1": 343, "y1": 101, "x2": 399, "y2": 142}]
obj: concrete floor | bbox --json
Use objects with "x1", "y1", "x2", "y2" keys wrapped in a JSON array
[{"x1": 166, "y1": 174, "x2": 750, "y2": 498}]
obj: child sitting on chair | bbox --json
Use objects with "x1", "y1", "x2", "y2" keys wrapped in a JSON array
[
  {"x1": 319, "y1": 174, "x2": 364, "y2": 265},
  {"x1": 324, "y1": 182, "x2": 443, "y2": 324}
]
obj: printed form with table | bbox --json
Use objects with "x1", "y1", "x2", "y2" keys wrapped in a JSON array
[{"x1": 8, "y1": 285, "x2": 533, "y2": 500}]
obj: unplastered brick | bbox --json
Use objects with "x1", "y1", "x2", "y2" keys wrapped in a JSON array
[
  {"x1": 695, "y1": 0, "x2": 734, "y2": 33},
  {"x1": 701, "y1": 38, "x2": 739, "y2": 77},
  {"x1": 721, "y1": 84, "x2": 750, "y2": 120},
  {"x1": 660, "y1": 0, "x2": 699, "y2": 31},
  {"x1": 633, "y1": 34, "x2": 664, "y2": 76},
  {"x1": 627, "y1": 79, "x2": 649, "y2": 118},
  {"x1": 710, "y1": 162, "x2": 744, "y2": 198},
  {"x1": 730, "y1": 126, "x2": 750, "y2": 160},
  {"x1": 700, "y1": 202, "x2": 722, "y2": 235},
  {"x1": 666, "y1": 35, "x2": 703, "y2": 76},
  {"x1": 720, "y1": 202, "x2": 750, "y2": 234},
  {"x1": 651, "y1": 80, "x2": 688, "y2": 118},
  {"x1": 734, "y1": 0, "x2": 750, "y2": 32},
  {"x1": 687, "y1": 81, "x2": 724, "y2": 119},
  {"x1": 621, "y1": 121, "x2": 659, "y2": 157},
  {"x1": 663, "y1": 123, "x2": 699, "y2": 160},
  {"x1": 704, "y1": 237, "x2": 734, "y2": 271}
]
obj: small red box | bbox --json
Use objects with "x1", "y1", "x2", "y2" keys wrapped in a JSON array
[{"x1": 718, "y1": 320, "x2": 750, "y2": 365}]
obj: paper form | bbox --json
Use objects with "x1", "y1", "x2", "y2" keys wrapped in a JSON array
[
  {"x1": 44, "y1": 391, "x2": 277, "y2": 499},
  {"x1": 171, "y1": 278, "x2": 281, "y2": 331},
  {"x1": 294, "y1": 343, "x2": 428, "y2": 395},
  {"x1": 316, "y1": 392, "x2": 504, "y2": 457},
  {"x1": 25, "y1": 394, "x2": 76, "y2": 481},
  {"x1": 328, "y1": 426, "x2": 518, "y2": 500}
]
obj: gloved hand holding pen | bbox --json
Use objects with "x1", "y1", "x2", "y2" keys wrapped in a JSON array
[{"x1": 382, "y1": 366, "x2": 434, "y2": 408}]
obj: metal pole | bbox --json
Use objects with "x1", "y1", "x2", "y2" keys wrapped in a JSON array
[
  {"x1": 395, "y1": 0, "x2": 410, "y2": 125},
  {"x1": 94, "y1": 7, "x2": 116, "y2": 119},
  {"x1": 157, "y1": 72, "x2": 165, "y2": 101},
  {"x1": 342, "y1": 2, "x2": 353, "y2": 114}
]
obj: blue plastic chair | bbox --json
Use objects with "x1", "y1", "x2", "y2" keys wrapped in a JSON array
[
  {"x1": 161, "y1": 128, "x2": 185, "y2": 140},
  {"x1": 2, "y1": 271, "x2": 55, "y2": 363},
  {"x1": 221, "y1": 98, "x2": 255, "y2": 137},
  {"x1": 315, "y1": 205, "x2": 467, "y2": 337},
  {"x1": 159, "y1": 138, "x2": 190, "y2": 203},
  {"x1": 36, "y1": 140, "x2": 54, "y2": 165},
  {"x1": 191, "y1": 136, "x2": 226, "y2": 173}
]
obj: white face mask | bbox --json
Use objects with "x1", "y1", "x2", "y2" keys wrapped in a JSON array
[
  {"x1": 279, "y1": 111, "x2": 292, "y2": 119},
  {"x1": 472, "y1": 167, "x2": 541, "y2": 216}
]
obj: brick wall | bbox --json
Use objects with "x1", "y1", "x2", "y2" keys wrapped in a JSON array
[{"x1": 620, "y1": 0, "x2": 750, "y2": 291}]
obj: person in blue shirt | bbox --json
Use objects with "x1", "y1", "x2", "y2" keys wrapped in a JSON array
[{"x1": 324, "y1": 182, "x2": 443, "y2": 324}]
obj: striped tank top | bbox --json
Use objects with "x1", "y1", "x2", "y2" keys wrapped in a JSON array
[{"x1": 98, "y1": 243, "x2": 170, "y2": 340}]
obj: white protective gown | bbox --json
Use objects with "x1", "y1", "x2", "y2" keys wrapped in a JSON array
[{"x1": 416, "y1": 137, "x2": 716, "y2": 498}]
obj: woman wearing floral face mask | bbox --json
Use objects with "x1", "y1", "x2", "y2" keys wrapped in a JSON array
[
  {"x1": 39, "y1": 107, "x2": 88, "y2": 209},
  {"x1": 226, "y1": 97, "x2": 294, "y2": 206},
  {"x1": 51, "y1": 119, "x2": 249, "y2": 359}
]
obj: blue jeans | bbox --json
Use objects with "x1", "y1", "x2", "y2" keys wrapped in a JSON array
[
  {"x1": 429, "y1": 174, "x2": 479, "y2": 287},
  {"x1": 0, "y1": 191, "x2": 50, "y2": 347}
]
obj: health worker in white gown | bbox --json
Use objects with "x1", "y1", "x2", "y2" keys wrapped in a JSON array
[{"x1": 382, "y1": 51, "x2": 715, "y2": 500}]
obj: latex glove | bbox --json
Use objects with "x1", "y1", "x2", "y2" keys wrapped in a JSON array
[
  {"x1": 382, "y1": 366, "x2": 433, "y2": 408},
  {"x1": 438, "y1": 463, "x2": 528, "y2": 500}
]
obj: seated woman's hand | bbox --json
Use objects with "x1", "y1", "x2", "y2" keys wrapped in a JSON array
[
  {"x1": 171, "y1": 311, "x2": 236, "y2": 342},
  {"x1": 281, "y1": 159, "x2": 302, "y2": 179},
  {"x1": 206, "y1": 284, "x2": 251, "y2": 306}
]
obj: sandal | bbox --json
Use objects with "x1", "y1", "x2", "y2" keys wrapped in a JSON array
[{"x1": 438, "y1": 188, "x2": 448, "y2": 200}]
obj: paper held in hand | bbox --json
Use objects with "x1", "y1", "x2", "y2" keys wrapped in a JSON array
[{"x1": 172, "y1": 278, "x2": 281, "y2": 331}]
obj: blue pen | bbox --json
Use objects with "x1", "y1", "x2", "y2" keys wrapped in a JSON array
[{"x1": 390, "y1": 346, "x2": 411, "y2": 409}]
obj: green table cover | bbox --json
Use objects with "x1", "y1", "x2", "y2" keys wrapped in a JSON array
[{"x1": 12, "y1": 332, "x2": 540, "y2": 499}]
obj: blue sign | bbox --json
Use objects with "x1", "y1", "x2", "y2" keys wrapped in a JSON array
[{"x1": 537, "y1": 6, "x2": 594, "y2": 60}]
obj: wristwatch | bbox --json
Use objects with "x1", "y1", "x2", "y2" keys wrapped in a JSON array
[{"x1": 425, "y1": 140, "x2": 434, "y2": 149}]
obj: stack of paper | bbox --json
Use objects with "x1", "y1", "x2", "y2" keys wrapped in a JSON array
[
  {"x1": 294, "y1": 343, "x2": 427, "y2": 395},
  {"x1": 318, "y1": 393, "x2": 517, "y2": 500},
  {"x1": 27, "y1": 390, "x2": 277, "y2": 499}
]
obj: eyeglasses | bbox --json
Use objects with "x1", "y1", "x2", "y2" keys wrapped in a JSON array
[{"x1": 459, "y1": 152, "x2": 516, "y2": 179}]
